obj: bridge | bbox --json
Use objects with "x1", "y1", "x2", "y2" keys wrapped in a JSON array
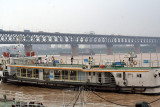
[{"x1": 0, "y1": 31, "x2": 160, "y2": 55}]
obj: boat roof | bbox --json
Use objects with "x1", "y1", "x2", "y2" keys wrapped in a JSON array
[{"x1": 8, "y1": 64, "x2": 150, "y2": 72}]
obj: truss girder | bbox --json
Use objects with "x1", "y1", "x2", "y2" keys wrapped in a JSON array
[{"x1": 0, "y1": 31, "x2": 159, "y2": 45}]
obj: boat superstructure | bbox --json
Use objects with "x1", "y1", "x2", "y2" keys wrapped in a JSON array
[{"x1": 1, "y1": 53, "x2": 160, "y2": 94}]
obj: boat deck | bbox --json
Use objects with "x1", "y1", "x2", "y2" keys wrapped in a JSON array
[{"x1": 8, "y1": 63, "x2": 160, "y2": 71}]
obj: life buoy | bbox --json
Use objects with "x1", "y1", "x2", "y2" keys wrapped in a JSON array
[
  {"x1": 130, "y1": 62, "x2": 134, "y2": 66},
  {"x1": 133, "y1": 61, "x2": 137, "y2": 65},
  {"x1": 123, "y1": 79, "x2": 128, "y2": 86}
]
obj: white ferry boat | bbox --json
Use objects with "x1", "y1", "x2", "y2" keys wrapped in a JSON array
[{"x1": 0, "y1": 53, "x2": 160, "y2": 94}]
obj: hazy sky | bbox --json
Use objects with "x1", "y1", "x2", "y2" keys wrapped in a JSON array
[{"x1": 0, "y1": 0, "x2": 160, "y2": 36}]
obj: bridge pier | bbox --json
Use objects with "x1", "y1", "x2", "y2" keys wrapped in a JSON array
[
  {"x1": 106, "y1": 44, "x2": 113, "y2": 55},
  {"x1": 71, "y1": 44, "x2": 79, "y2": 56},
  {"x1": 156, "y1": 44, "x2": 160, "y2": 53},
  {"x1": 24, "y1": 44, "x2": 32, "y2": 53},
  {"x1": 134, "y1": 44, "x2": 140, "y2": 54}
]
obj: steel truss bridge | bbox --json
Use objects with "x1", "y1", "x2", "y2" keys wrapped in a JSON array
[
  {"x1": 0, "y1": 31, "x2": 160, "y2": 55},
  {"x1": 0, "y1": 31, "x2": 160, "y2": 45}
]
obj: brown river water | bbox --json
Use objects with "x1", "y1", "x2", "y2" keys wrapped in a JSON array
[{"x1": 1, "y1": 53, "x2": 160, "y2": 107}]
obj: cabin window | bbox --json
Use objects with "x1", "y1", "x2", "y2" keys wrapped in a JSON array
[
  {"x1": 33, "y1": 69, "x2": 39, "y2": 78},
  {"x1": 78, "y1": 71, "x2": 85, "y2": 81},
  {"x1": 116, "y1": 73, "x2": 122, "y2": 78},
  {"x1": 128, "y1": 73, "x2": 133, "y2": 78},
  {"x1": 27, "y1": 69, "x2": 32, "y2": 78},
  {"x1": 70, "y1": 70, "x2": 77, "y2": 80},
  {"x1": 137, "y1": 74, "x2": 142, "y2": 78},
  {"x1": 55, "y1": 70, "x2": 61, "y2": 79},
  {"x1": 93, "y1": 72, "x2": 95, "y2": 76},
  {"x1": 43, "y1": 69, "x2": 50, "y2": 81},
  {"x1": 62, "y1": 70, "x2": 68, "y2": 80},
  {"x1": 89, "y1": 72, "x2": 91, "y2": 76},
  {"x1": 17, "y1": 68, "x2": 21, "y2": 76},
  {"x1": 21, "y1": 68, "x2": 26, "y2": 77}
]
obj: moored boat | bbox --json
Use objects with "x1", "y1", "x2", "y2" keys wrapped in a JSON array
[{"x1": 1, "y1": 53, "x2": 160, "y2": 94}]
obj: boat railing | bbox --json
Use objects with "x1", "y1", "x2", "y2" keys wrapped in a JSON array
[
  {"x1": 11, "y1": 61, "x2": 85, "y2": 68},
  {"x1": 10, "y1": 57, "x2": 160, "y2": 68},
  {"x1": 100, "y1": 59, "x2": 160, "y2": 68}
]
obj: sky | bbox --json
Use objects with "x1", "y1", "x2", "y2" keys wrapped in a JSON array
[{"x1": 0, "y1": 0, "x2": 160, "y2": 36}]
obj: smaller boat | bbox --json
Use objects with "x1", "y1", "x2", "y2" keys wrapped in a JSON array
[{"x1": 0, "y1": 90, "x2": 45, "y2": 107}]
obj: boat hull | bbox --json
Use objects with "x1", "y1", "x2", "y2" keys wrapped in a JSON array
[{"x1": 2, "y1": 76, "x2": 160, "y2": 95}]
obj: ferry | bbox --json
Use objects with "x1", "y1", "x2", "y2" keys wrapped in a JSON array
[{"x1": 1, "y1": 53, "x2": 160, "y2": 94}]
